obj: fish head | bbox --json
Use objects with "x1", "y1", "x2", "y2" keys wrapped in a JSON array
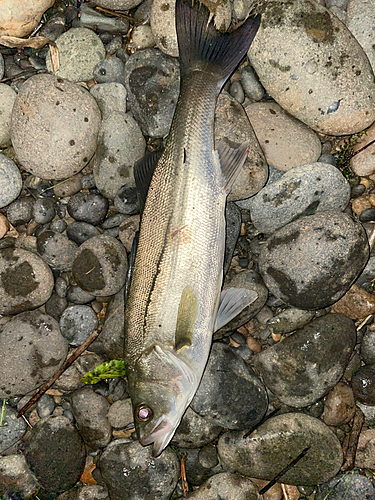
[{"x1": 129, "y1": 344, "x2": 197, "y2": 457}]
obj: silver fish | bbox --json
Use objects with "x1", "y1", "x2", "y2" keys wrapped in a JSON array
[{"x1": 124, "y1": 0, "x2": 260, "y2": 457}]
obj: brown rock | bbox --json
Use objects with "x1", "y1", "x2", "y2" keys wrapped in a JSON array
[
  {"x1": 355, "y1": 428, "x2": 375, "y2": 469},
  {"x1": 351, "y1": 196, "x2": 371, "y2": 217},
  {"x1": 331, "y1": 284, "x2": 375, "y2": 320},
  {"x1": 0, "y1": 213, "x2": 10, "y2": 239},
  {"x1": 321, "y1": 382, "x2": 356, "y2": 426}
]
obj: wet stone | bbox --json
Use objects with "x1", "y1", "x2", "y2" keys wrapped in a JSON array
[
  {"x1": 0, "y1": 247, "x2": 54, "y2": 315},
  {"x1": 0, "y1": 405, "x2": 27, "y2": 455},
  {"x1": 172, "y1": 407, "x2": 223, "y2": 449},
  {"x1": 37, "y1": 230, "x2": 79, "y2": 272},
  {"x1": 100, "y1": 286, "x2": 125, "y2": 359},
  {"x1": 190, "y1": 342, "x2": 268, "y2": 429},
  {"x1": 218, "y1": 412, "x2": 343, "y2": 486},
  {"x1": 6, "y1": 196, "x2": 34, "y2": 226},
  {"x1": 93, "y1": 57, "x2": 126, "y2": 85},
  {"x1": 253, "y1": 313, "x2": 356, "y2": 407},
  {"x1": 24, "y1": 416, "x2": 86, "y2": 495},
  {"x1": 258, "y1": 212, "x2": 369, "y2": 309},
  {"x1": 72, "y1": 235, "x2": 127, "y2": 297},
  {"x1": 67, "y1": 192, "x2": 109, "y2": 226},
  {"x1": 66, "y1": 221, "x2": 101, "y2": 245},
  {"x1": 59, "y1": 305, "x2": 98, "y2": 346},
  {"x1": 316, "y1": 472, "x2": 375, "y2": 500},
  {"x1": 352, "y1": 365, "x2": 375, "y2": 405},
  {"x1": 0, "y1": 153, "x2": 22, "y2": 208},
  {"x1": 185, "y1": 472, "x2": 260, "y2": 500},
  {"x1": 36, "y1": 394, "x2": 56, "y2": 420},
  {"x1": 321, "y1": 382, "x2": 356, "y2": 426},
  {"x1": 124, "y1": 48, "x2": 180, "y2": 137},
  {"x1": 32, "y1": 197, "x2": 55, "y2": 224},
  {"x1": 50, "y1": 219, "x2": 68, "y2": 233},
  {"x1": 0, "y1": 454, "x2": 40, "y2": 500},
  {"x1": 267, "y1": 307, "x2": 315, "y2": 335},
  {"x1": 98, "y1": 438, "x2": 180, "y2": 500},
  {"x1": 114, "y1": 185, "x2": 140, "y2": 215}
]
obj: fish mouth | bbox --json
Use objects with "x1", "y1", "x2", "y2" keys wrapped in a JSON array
[{"x1": 139, "y1": 416, "x2": 175, "y2": 457}]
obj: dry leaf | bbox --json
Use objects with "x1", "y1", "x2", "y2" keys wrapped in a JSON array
[
  {"x1": 0, "y1": 35, "x2": 54, "y2": 49},
  {"x1": 49, "y1": 43, "x2": 60, "y2": 73}
]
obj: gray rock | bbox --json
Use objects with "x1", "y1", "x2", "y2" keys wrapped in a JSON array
[
  {"x1": 0, "y1": 247, "x2": 54, "y2": 315},
  {"x1": 11, "y1": 74, "x2": 101, "y2": 180},
  {"x1": 33, "y1": 197, "x2": 55, "y2": 224},
  {"x1": 316, "y1": 472, "x2": 375, "y2": 500},
  {"x1": 72, "y1": 235, "x2": 128, "y2": 296},
  {"x1": 71, "y1": 386, "x2": 112, "y2": 449},
  {"x1": 0, "y1": 84, "x2": 17, "y2": 148},
  {"x1": 267, "y1": 307, "x2": 315, "y2": 335},
  {"x1": 0, "y1": 406, "x2": 27, "y2": 455},
  {"x1": 346, "y1": 0, "x2": 375, "y2": 73},
  {"x1": 90, "y1": 0, "x2": 143, "y2": 9},
  {"x1": 46, "y1": 27, "x2": 106, "y2": 82},
  {"x1": 124, "y1": 48, "x2": 180, "y2": 137},
  {"x1": 0, "y1": 454, "x2": 40, "y2": 500},
  {"x1": 0, "y1": 153, "x2": 22, "y2": 209},
  {"x1": 24, "y1": 416, "x2": 86, "y2": 495},
  {"x1": 172, "y1": 407, "x2": 223, "y2": 449},
  {"x1": 129, "y1": 24, "x2": 155, "y2": 51},
  {"x1": 66, "y1": 222, "x2": 101, "y2": 245},
  {"x1": 66, "y1": 285, "x2": 96, "y2": 305},
  {"x1": 150, "y1": 0, "x2": 178, "y2": 57},
  {"x1": 0, "y1": 310, "x2": 68, "y2": 398},
  {"x1": 37, "y1": 231, "x2": 79, "y2": 272},
  {"x1": 93, "y1": 57, "x2": 125, "y2": 85},
  {"x1": 59, "y1": 305, "x2": 98, "y2": 346},
  {"x1": 215, "y1": 92, "x2": 268, "y2": 202},
  {"x1": 240, "y1": 64, "x2": 265, "y2": 101},
  {"x1": 67, "y1": 192, "x2": 109, "y2": 225},
  {"x1": 184, "y1": 472, "x2": 260, "y2": 500},
  {"x1": 229, "y1": 81, "x2": 245, "y2": 104},
  {"x1": 259, "y1": 212, "x2": 369, "y2": 309},
  {"x1": 36, "y1": 394, "x2": 56, "y2": 420},
  {"x1": 248, "y1": 162, "x2": 350, "y2": 234},
  {"x1": 98, "y1": 439, "x2": 180, "y2": 500},
  {"x1": 90, "y1": 82, "x2": 127, "y2": 119},
  {"x1": 53, "y1": 174, "x2": 83, "y2": 198},
  {"x1": 361, "y1": 329, "x2": 375, "y2": 364},
  {"x1": 218, "y1": 412, "x2": 343, "y2": 486},
  {"x1": 107, "y1": 398, "x2": 133, "y2": 429},
  {"x1": 100, "y1": 286, "x2": 125, "y2": 359},
  {"x1": 248, "y1": 0, "x2": 375, "y2": 135},
  {"x1": 190, "y1": 342, "x2": 268, "y2": 429},
  {"x1": 78, "y1": 3, "x2": 129, "y2": 34},
  {"x1": 114, "y1": 185, "x2": 140, "y2": 215},
  {"x1": 253, "y1": 313, "x2": 356, "y2": 407},
  {"x1": 45, "y1": 292, "x2": 68, "y2": 320},
  {"x1": 6, "y1": 196, "x2": 34, "y2": 226}
]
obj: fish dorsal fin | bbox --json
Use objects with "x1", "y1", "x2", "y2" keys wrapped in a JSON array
[
  {"x1": 216, "y1": 138, "x2": 249, "y2": 195},
  {"x1": 214, "y1": 287, "x2": 258, "y2": 332},
  {"x1": 124, "y1": 230, "x2": 139, "y2": 304},
  {"x1": 134, "y1": 148, "x2": 164, "y2": 213},
  {"x1": 175, "y1": 286, "x2": 198, "y2": 351}
]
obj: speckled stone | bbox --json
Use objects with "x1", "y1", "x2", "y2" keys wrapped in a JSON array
[
  {"x1": 37, "y1": 231, "x2": 79, "y2": 272},
  {"x1": 0, "y1": 84, "x2": 17, "y2": 148},
  {"x1": 0, "y1": 406, "x2": 27, "y2": 456},
  {"x1": 0, "y1": 155, "x2": 22, "y2": 209},
  {"x1": 184, "y1": 472, "x2": 260, "y2": 500},
  {"x1": 346, "y1": 0, "x2": 375, "y2": 73}
]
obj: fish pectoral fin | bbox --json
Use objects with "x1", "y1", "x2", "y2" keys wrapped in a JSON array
[
  {"x1": 214, "y1": 287, "x2": 258, "y2": 332},
  {"x1": 216, "y1": 138, "x2": 249, "y2": 195},
  {"x1": 134, "y1": 148, "x2": 164, "y2": 213},
  {"x1": 175, "y1": 286, "x2": 198, "y2": 351}
]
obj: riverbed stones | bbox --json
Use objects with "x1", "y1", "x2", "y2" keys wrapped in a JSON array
[
  {"x1": 259, "y1": 212, "x2": 369, "y2": 309},
  {"x1": 248, "y1": 0, "x2": 375, "y2": 135},
  {"x1": 218, "y1": 412, "x2": 343, "y2": 486}
]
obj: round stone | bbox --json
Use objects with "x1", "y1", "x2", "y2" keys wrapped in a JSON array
[
  {"x1": 67, "y1": 191, "x2": 109, "y2": 225},
  {"x1": 0, "y1": 84, "x2": 17, "y2": 148},
  {"x1": 37, "y1": 231, "x2": 78, "y2": 272},
  {"x1": 66, "y1": 221, "x2": 101, "y2": 245},
  {"x1": 6, "y1": 197, "x2": 34, "y2": 226},
  {"x1": 0, "y1": 154, "x2": 22, "y2": 209},
  {"x1": 59, "y1": 305, "x2": 98, "y2": 346},
  {"x1": 32, "y1": 197, "x2": 55, "y2": 224}
]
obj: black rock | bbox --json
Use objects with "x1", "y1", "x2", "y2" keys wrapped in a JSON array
[
  {"x1": 352, "y1": 365, "x2": 375, "y2": 405},
  {"x1": 67, "y1": 192, "x2": 109, "y2": 225},
  {"x1": 114, "y1": 185, "x2": 140, "y2": 215},
  {"x1": 33, "y1": 197, "x2": 55, "y2": 224},
  {"x1": 59, "y1": 305, "x2": 98, "y2": 346},
  {"x1": 6, "y1": 197, "x2": 34, "y2": 226},
  {"x1": 66, "y1": 221, "x2": 101, "y2": 245}
]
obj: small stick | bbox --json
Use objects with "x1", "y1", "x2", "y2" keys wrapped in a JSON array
[
  {"x1": 17, "y1": 328, "x2": 101, "y2": 418},
  {"x1": 351, "y1": 138, "x2": 375, "y2": 158},
  {"x1": 341, "y1": 406, "x2": 364, "y2": 471},
  {"x1": 259, "y1": 447, "x2": 310, "y2": 496},
  {"x1": 180, "y1": 454, "x2": 189, "y2": 496}
]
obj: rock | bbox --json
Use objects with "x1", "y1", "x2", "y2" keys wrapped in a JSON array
[
  {"x1": 0, "y1": 213, "x2": 10, "y2": 239},
  {"x1": 124, "y1": 48, "x2": 179, "y2": 137},
  {"x1": 0, "y1": 153, "x2": 22, "y2": 209},
  {"x1": 150, "y1": 0, "x2": 178, "y2": 57},
  {"x1": 67, "y1": 192, "x2": 109, "y2": 225},
  {"x1": 240, "y1": 64, "x2": 265, "y2": 101},
  {"x1": 11, "y1": 74, "x2": 101, "y2": 180},
  {"x1": 253, "y1": 313, "x2": 356, "y2": 407},
  {"x1": 32, "y1": 197, "x2": 55, "y2": 224},
  {"x1": 244, "y1": 101, "x2": 321, "y2": 171},
  {"x1": 37, "y1": 231, "x2": 79, "y2": 272},
  {"x1": 100, "y1": 286, "x2": 125, "y2": 359},
  {"x1": 267, "y1": 307, "x2": 315, "y2": 335},
  {"x1": 66, "y1": 222, "x2": 101, "y2": 245},
  {"x1": 248, "y1": 0, "x2": 375, "y2": 135},
  {"x1": 172, "y1": 407, "x2": 223, "y2": 449},
  {"x1": 184, "y1": 472, "x2": 260, "y2": 500},
  {"x1": 355, "y1": 428, "x2": 375, "y2": 469},
  {"x1": 315, "y1": 472, "x2": 375, "y2": 500},
  {"x1": 93, "y1": 57, "x2": 126, "y2": 86},
  {"x1": 90, "y1": 82, "x2": 127, "y2": 119},
  {"x1": 352, "y1": 365, "x2": 375, "y2": 405},
  {"x1": 0, "y1": 310, "x2": 68, "y2": 398},
  {"x1": 98, "y1": 439, "x2": 180, "y2": 500},
  {"x1": 114, "y1": 185, "x2": 140, "y2": 215},
  {"x1": 0, "y1": 406, "x2": 27, "y2": 455},
  {"x1": 321, "y1": 382, "x2": 356, "y2": 426},
  {"x1": 215, "y1": 92, "x2": 268, "y2": 202},
  {"x1": 72, "y1": 235, "x2": 127, "y2": 296},
  {"x1": 107, "y1": 398, "x2": 133, "y2": 429},
  {"x1": 0, "y1": 454, "x2": 40, "y2": 500},
  {"x1": 71, "y1": 386, "x2": 112, "y2": 449},
  {"x1": 0, "y1": 54, "x2": 3, "y2": 80},
  {"x1": 6, "y1": 196, "x2": 34, "y2": 226},
  {"x1": 346, "y1": 0, "x2": 375, "y2": 72},
  {"x1": 46, "y1": 28, "x2": 106, "y2": 82},
  {"x1": 229, "y1": 81, "x2": 245, "y2": 104},
  {"x1": 350, "y1": 121, "x2": 375, "y2": 177},
  {"x1": 129, "y1": 25, "x2": 155, "y2": 50},
  {"x1": 90, "y1": 0, "x2": 143, "y2": 9},
  {"x1": 24, "y1": 416, "x2": 86, "y2": 495},
  {"x1": 218, "y1": 412, "x2": 343, "y2": 486},
  {"x1": 66, "y1": 285, "x2": 96, "y2": 305},
  {"x1": 0, "y1": 0, "x2": 54, "y2": 37},
  {"x1": 331, "y1": 283, "x2": 375, "y2": 319},
  {"x1": 0, "y1": 84, "x2": 16, "y2": 148},
  {"x1": 190, "y1": 342, "x2": 268, "y2": 429},
  {"x1": 118, "y1": 215, "x2": 140, "y2": 251},
  {"x1": 77, "y1": 3, "x2": 129, "y2": 33},
  {"x1": 248, "y1": 162, "x2": 350, "y2": 234},
  {"x1": 59, "y1": 305, "x2": 98, "y2": 346},
  {"x1": 258, "y1": 212, "x2": 369, "y2": 309},
  {"x1": 361, "y1": 329, "x2": 375, "y2": 364},
  {"x1": 0, "y1": 247, "x2": 54, "y2": 315},
  {"x1": 36, "y1": 394, "x2": 56, "y2": 420}
]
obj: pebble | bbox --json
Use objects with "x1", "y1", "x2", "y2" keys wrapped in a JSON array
[
  {"x1": 0, "y1": 310, "x2": 68, "y2": 398},
  {"x1": 36, "y1": 393, "x2": 56, "y2": 420},
  {"x1": 0, "y1": 454, "x2": 39, "y2": 499},
  {"x1": 114, "y1": 185, "x2": 140, "y2": 215},
  {"x1": 72, "y1": 235, "x2": 128, "y2": 296},
  {"x1": 77, "y1": 3, "x2": 129, "y2": 34},
  {"x1": 361, "y1": 329, "x2": 375, "y2": 364},
  {"x1": 66, "y1": 285, "x2": 96, "y2": 305},
  {"x1": 215, "y1": 92, "x2": 268, "y2": 202},
  {"x1": 321, "y1": 381, "x2": 356, "y2": 426},
  {"x1": 240, "y1": 64, "x2": 265, "y2": 101},
  {"x1": 254, "y1": 313, "x2": 356, "y2": 407},
  {"x1": 150, "y1": 0, "x2": 178, "y2": 57},
  {"x1": 259, "y1": 212, "x2": 369, "y2": 309},
  {"x1": 229, "y1": 81, "x2": 245, "y2": 104},
  {"x1": 248, "y1": 0, "x2": 375, "y2": 135},
  {"x1": 98, "y1": 439, "x2": 180, "y2": 500},
  {"x1": 355, "y1": 428, "x2": 375, "y2": 469},
  {"x1": 124, "y1": 48, "x2": 180, "y2": 137},
  {"x1": 190, "y1": 342, "x2": 268, "y2": 429},
  {"x1": 360, "y1": 207, "x2": 375, "y2": 222},
  {"x1": 71, "y1": 386, "x2": 112, "y2": 449},
  {"x1": 0, "y1": 154, "x2": 22, "y2": 209},
  {"x1": 184, "y1": 472, "x2": 260, "y2": 500},
  {"x1": 331, "y1": 283, "x2": 375, "y2": 319},
  {"x1": 24, "y1": 416, "x2": 86, "y2": 495},
  {"x1": 93, "y1": 57, "x2": 126, "y2": 86},
  {"x1": 106, "y1": 398, "x2": 133, "y2": 429},
  {"x1": 90, "y1": 0, "x2": 143, "y2": 9},
  {"x1": 32, "y1": 197, "x2": 56, "y2": 224},
  {"x1": 0, "y1": 84, "x2": 17, "y2": 148},
  {"x1": 267, "y1": 307, "x2": 315, "y2": 335},
  {"x1": 100, "y1": 286, "x2": 125, "y2": 359},
  {"x1": 37, "y1": 230, "x2": 79, "y2": 271},
  {"x1": 244, "y1": 101, "x2": 322, "y2": 171},
  {"x1": 59, "y1": 305, "x2": 98, "y2": 346},
  {"x1": 352, "y1": 365, "x2": 375, "y2": 405},
  {"x1": 350, "y1": 121, "x2": 375, "y2": 177},
  {"x1": 0, "y1": 213, "x2": 10, "y2": 239},
  {"x1": 129, "y1": 24, "x2": 155, "y2": 50},
  {"x1": 172, "y1": 406, "x2": 223, "y2": 449},
  {"x1": 66, "y1": 221, "x2": 101, "y2": 245},
  {"x1": 67, "y1": 192, "x2": 109, "y2": 225},
  {"x1": 0, "y1": 405, "x2": 27, "y2": 456},
  {"x1": 102, "y1": 213, "x2": 128, "y2": 229},
  {"x1": 0, "y1": 247, "x2": 54, "y2": 315},
  {"x1": 90, "y1": 83, "x2": 127, "y2": 120},
  {"x1": 53, "y1": 174, "x2": 83, "y2": 198},
  {"x1": 316, "y1": 472, "x2": 375, "y2": 500},
  {"x1": 218, "y1": 412, "x2": 343, "y2": 486},
  {"x1": 6, "y1": 196, "x2": 34, "y2": 226},
  {"x1": 11, "y1": 74, "x2": 101, "y2": 180},
  {"x1": 46, "y1": 27, "x2": 106, "y2": 82},
  {"x1": 118, "y1": 214, "x2": 140, "y2": 251},
  {"x1": 346, "y1": 0, "x2": 375, "y2": 73},
  {"x1": 44, "y1": 293, "x2": 66, "y2": 320},
  {"x1": 248, "y1": 162, "x2": 350, "y2": 234}
]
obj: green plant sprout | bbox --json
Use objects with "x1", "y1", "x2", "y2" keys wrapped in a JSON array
[
  {"x1": 335, "y1": 130, "x2": 367, "y2": 180},
  {"x1": 0, "y1": 399, "x2": 7, "y2": 426},
  {"x1": 81, "y1": 359, "x2": 126, "y2": 384}
]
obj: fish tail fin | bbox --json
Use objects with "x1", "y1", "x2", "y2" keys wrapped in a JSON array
[{"x1": 175, "y1": 0, "x2": 260, "y2": 87}]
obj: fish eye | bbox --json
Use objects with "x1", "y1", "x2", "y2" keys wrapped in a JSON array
[{"x1": 135, "y1": 403, "x2": 153, "y2": 422}]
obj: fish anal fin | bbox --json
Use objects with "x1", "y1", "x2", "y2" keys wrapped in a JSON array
[
  {"x1": 134, "y1": 149, "x2": 164, "y2": 213},
  {"x1": 216, "y1": 138, "x2": 249, "y2": 195},
  {"x1": 214, "y1": 287, "x2": 258, "y2": 332},
  {"x1": 175, "y1": 286, "x2": 198, "y2": 351}
]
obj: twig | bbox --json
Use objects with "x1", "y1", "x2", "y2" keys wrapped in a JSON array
[
  {"x1": 351, "y1": 138, "x2": 375, "y2": 158},
  {"x1": 180, "y1": 453, "x2": 189, "y2": 496},
  {"x1": 258, "y1": 447, "x2": 310, "y2": 495},
  {"x1": 17, "y1": 328, "x2": 101, "y2": 418},
  {"x1": 341, "y1": 406, "x2": 364, "y2": 471}
]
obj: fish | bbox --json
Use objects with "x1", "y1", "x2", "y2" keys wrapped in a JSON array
[{"x1": 124, "y1": 0, "x2": 261, "y2": 457}]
